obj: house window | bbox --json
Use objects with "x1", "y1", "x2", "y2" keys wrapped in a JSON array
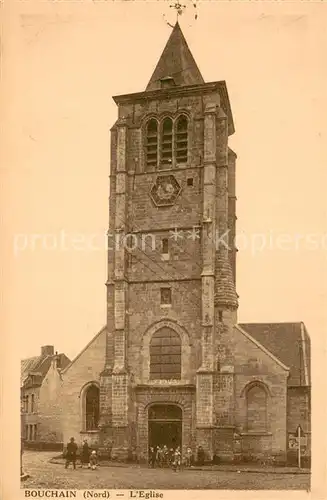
[
  {"x1": 160, "y1": 287, "x2": 171, "y2": 305},
  {"x1": 150, "y1": 327, "x2": 182, "y2": 380},
  {"x1": 85, "y1": 385, "x2": 100, "y2": 431},
  {"x1": 32, "y1": 424, "x2": 37, "y2": 441},
  {"x1": 218, "y1": 311, "x2": 223, "y2": 322},
  {"x1": 160, "y1": 117, "x2": 173, "y2": 167},
  {"x1": 31, "y1": 394, "x2": 35, "y2": 413},
  {"x1": 246, "y1": 384, "x2": 268, "y2": 432},
  {"x1": 175, "y1": 115, "x2": 188, "y2": 164},
  {"x1": 25, "y1": 395, "x2": 29, "y2": 413},
  {"x1": 161, "y1": 238, "x2": 169, "y2": 255},
  {"x1": 29, "y1": 425, "x2": 33, "y2": 441},
  {"x1": 187, "y1": 177, "x2": 193, "y2": 187},
  {"x1": 25, "y1": 425, "x2": 28, "y2": 440},
  {"x1": 146, "y1": 119, "x2": 158, "y2": 169}
]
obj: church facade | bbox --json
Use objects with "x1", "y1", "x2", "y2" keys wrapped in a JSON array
[{"x1": 47, "y1": 23, "x2": 311, "y2": 464}]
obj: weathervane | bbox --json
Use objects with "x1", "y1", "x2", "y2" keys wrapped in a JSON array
[
  {"x1": 170, "y1": 2, "x2": 187, "y2": 19},
  {"x1": 163, "y1": 0, "x2": 198, "y2": 28}
]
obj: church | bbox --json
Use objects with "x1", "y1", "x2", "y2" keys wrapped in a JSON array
[{"x1": 23, "y1": 22, "x2": 311, "y2": 465}]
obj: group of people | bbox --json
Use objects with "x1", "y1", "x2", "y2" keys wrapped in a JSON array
[
  {"x1": 65, "y1": 437, "x2": 197, "y2": 471},
  {"x1": 64, "y1": 437, "x2": 98, "y2": 470},
  {"x1": 148, "y1": 445, "x2": 193, "y2": 471}
]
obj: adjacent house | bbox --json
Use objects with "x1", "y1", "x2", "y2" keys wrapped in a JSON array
[{"x1": 21, "y1": 345, "x2": 70, "y2": 449}]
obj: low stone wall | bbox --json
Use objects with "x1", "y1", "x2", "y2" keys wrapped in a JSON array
[{"x1": 24, "y1": 441, "x2": 64, "y2": 452}]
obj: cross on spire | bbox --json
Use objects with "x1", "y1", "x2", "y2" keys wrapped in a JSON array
[{"x1": 164, "y1": 1, "x2": 198, "y2": 28}]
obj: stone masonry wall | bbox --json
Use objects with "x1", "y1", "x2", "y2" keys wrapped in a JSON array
[
  {"x1": 127, "y1": 281, "x2": 201, "y2": 384},
  {"x1": 60, "y1": 328, "x2": 106, "y2": 447},
  {"x1": 38, "y1": 363, "x2": 64, "y2": 444},
  {"x1": 231, "y1": 326, "x2": 289, "y2": 461},
  {"x1": 287, "y1": 386, "x2": 311, "y2": 462},
  {"x1": 287, "y1": 387, "x2": 311, "y2": 433}
]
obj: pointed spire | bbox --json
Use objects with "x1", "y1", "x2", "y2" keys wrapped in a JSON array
[{"x1": 146, "y1": 22, "x2": 204, "y2": 91}]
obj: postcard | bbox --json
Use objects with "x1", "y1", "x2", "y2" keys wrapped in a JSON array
[{"x1": 1, "y1": 0, "x2": 326, "y2": 498}]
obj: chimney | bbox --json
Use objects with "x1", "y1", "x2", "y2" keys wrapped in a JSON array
[
  {"x1": 41, "y1": 345, "x2": 54, "y2": 357},
  {"x1": 51, "y1": 351, "x2": 60, "y2": 370}
]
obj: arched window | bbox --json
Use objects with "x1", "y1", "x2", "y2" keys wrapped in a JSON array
[
  {"x1": 146, "y1": 119, "x2": 158, "y2": 169},
  {"x1": 150, "y1": 327, "x2": 181, "y2": 380},
  {"x1": 246, "y1": 384, "x2": 268, "y2": 432},
  {"x1": 160, "y1": 118, "x2": 173, "y2": 167},
  {"x1": 85, "y1": 385, "x2": 100, "y2": 430},
  {"x1": 175, "y1": 115, "x2": 188, "y2": 164}
]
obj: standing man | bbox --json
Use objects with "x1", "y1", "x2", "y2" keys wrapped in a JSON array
[{"x1": 65, "y1": 437, "x2": 78, "y2": 470}]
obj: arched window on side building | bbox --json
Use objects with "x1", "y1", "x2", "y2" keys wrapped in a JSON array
[
  {"x1": 85, "y1": 384, "x2": 100, "y2": 430},
  {"x1": 246, "y1": 383, "x2": 268, "y2": 432}
]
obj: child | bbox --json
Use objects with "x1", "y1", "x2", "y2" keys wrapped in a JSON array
[
  {"x1": 172, "y1": 446, "x2": 181, "y2": 472},
  {"x1": 88, "y1": 450, "x2": 98, "y2": 470}
]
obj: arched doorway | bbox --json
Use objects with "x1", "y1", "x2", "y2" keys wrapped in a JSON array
[{"x1": 148, "y1": 404, "x2": 182, "y2": 450}]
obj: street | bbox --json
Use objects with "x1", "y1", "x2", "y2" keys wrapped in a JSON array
[{"x1": 21, "y1": 451, "x2": 310, "y2": 490}]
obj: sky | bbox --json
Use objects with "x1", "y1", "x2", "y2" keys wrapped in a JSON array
[{"x1": 2, "y1": 0, "x2": 327, "y2": 362}]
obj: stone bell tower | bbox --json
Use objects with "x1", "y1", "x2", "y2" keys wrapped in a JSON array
[{"x1": 98, "y1": 21, "x2": 238, "y2": 461}]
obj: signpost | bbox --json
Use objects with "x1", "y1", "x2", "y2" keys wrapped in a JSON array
[
  {"x1": 288, "y1": 425, "x2": 307, "y2": 468},
  {"x1": 295, "y1": 425, "x2": 306, "y2": 469}
]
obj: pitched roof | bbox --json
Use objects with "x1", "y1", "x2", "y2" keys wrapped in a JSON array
[
  {"x1": 239, "y1": 322, "x2": 311, "y2": 387},
  {"x1": 21, "y1": 352, "x2": 71, "y2": 387},
  {"x1": 146, "y1": 21, "x2": 204, "y2": 91},
  {"x1": 21, "y1": 357, "x2": 40, "y2": 385}
]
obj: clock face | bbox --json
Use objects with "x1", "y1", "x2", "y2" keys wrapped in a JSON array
[{"x1": 150, "y1": 175, "x2": 181, "y2": 207}]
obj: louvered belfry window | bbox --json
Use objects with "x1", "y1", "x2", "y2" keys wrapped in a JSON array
[
  {"x1": 160, "y1": 117, "x2": 173, "y2": 166},
  {"x1": 145, "y1": 115, "x2": 189, "y2": 169},
  {"x1": 150, "y1": 327, "x2": 182, "y2": 380},
  {"x1": 146, "y1": 119, "x2": 158, "y2": 168},
  {"x1": 175, "y1": 115, "x2": 188, "y2": 164}
]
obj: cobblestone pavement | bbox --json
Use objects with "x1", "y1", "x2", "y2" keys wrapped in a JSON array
[{"x1": 22, "y1": 451, "x2": 310, "y2": 490}]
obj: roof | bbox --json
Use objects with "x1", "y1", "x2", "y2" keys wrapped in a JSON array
[
  {"x1": 21, "y1": 357, "x2": 40, "y2": 385},
  {"x1": 239, "y1": 322, "x2": 311, "y2": 386},
  {"x1": 21, "y1": 353, "x2": 71, "y2": 387},
  {"x1": 112, "y1": 23, "x2": 235, "y2": 135},
  {"x1": 146, "y1": 21, "x2": 204, "y2": 91}
]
